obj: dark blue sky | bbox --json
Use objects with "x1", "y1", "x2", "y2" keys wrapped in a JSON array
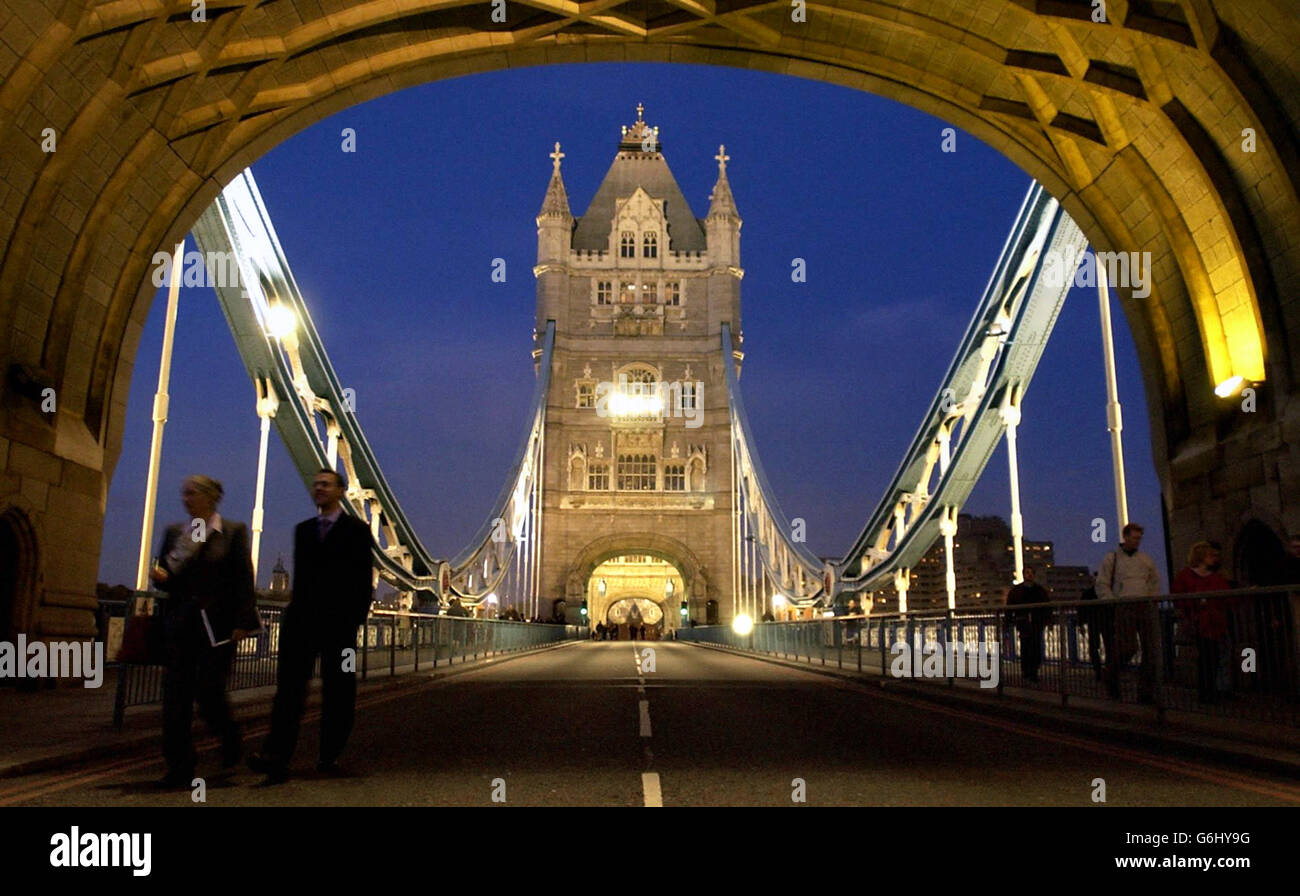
[{"x1": 99, "y1": 63, "x2": 1167, "y2": 591}]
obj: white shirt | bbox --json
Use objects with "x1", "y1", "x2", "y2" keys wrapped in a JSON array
[
  {"x1": 1096, "y1": 547, "x2": 1161, "y2": 599},
  {"x1": 164, "y1": 512, "x2": 222, "y2": 571}
]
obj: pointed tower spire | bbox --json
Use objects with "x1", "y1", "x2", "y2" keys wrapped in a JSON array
[
  {"x1": 706, "y1": 144, "x2": 741, "y2": 266},
  {"x1": 707, "y1": 144, "x2": 739, "y2": 220},
  {"x1": 538, "y1": 141, "x2": 573, "y2": 219}
]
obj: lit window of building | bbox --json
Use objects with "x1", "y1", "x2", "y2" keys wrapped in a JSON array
[{"x1": 617, "y1": 454, "x2": 656, "y2": 490}]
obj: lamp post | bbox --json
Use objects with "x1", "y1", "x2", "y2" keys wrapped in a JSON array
[
  {"x1": 135, "y1": 241, "x2": 185, "y2": 592},
  {"x1": 250, "y1": 300, "x2": 296, "y2": 582},
  {"x1": 1096, "y1": 260, "x2": 1129, "y2": 531}
]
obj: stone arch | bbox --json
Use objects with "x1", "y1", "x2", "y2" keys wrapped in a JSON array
[
  {"x1": 563, "y1": 532, "x2": 709, "y2": 608},
  {"x1": 1232, "y1": 517, "x2": 1288, "y2": 587},
  {"x1": 0, "y1": 502, "x2": 42, "y2": 643},
  {"x1": 3, "y1": 2, "x2": 1300, "y2": 635}
]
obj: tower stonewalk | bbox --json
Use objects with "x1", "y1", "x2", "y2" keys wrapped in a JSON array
[{"x1": 534, "y1": 106, "x2": 742, "y2": 632}]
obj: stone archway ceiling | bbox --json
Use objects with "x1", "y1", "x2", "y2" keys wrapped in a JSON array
[{"x1": 1, "y1": 0, "x2": 1297, "y2": 477}]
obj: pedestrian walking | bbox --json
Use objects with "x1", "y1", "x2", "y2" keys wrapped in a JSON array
[
  {"x1": 149, "y1": 475, "x2": 260, "y2": 788},
  {"x1": 248, "y1": 468, "x2": 375, "y2": 783},
  {"x1": 1171, "y1": 541, "x2": 1233, "y2": 703},
  {"x1": 1096, "y1": 523, "x2": 1162, "y2": 701},
  {"x1": 1005, "y1": 566, "x2": 1050, "y2": 683}
]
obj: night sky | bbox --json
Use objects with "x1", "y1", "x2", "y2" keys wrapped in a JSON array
[{"x1": 97, "y1": 63, "x2": 1166, "y2": 593}]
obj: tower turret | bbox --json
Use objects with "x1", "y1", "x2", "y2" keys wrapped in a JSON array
[{"x1": 705, "y1": 144, "x2": 741, "y2": 267}]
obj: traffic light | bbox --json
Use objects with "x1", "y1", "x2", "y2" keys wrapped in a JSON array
[
  {"x1": 580, "y1": 600, "x2": 588, "y2": 617},
  {"x1": 679, "y1": 601, "x2": 688, "y2": 618}
]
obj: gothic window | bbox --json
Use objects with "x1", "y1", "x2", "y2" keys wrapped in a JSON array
[
  {"x1": 619, "y1": 281, "x2": 636, "y2": 304},
  {"x1": 664, "y1": 464, "x2": 685, "y2": 491},
  {"x1": 617, "y1": 454, "x2": 656, "y2": 491},
  {"x1": 642, "y1": 281, "x2": 658, "y2": 304},
  {"x1": 665, "y1": 281, "x2": 681, "y2": 306},
  {"x1": 678, "y1": 381, "x2": 697, "y2": 411},
  {"x1": 620, "y1": 231, "x2": 636, "y2": 258},
  {"x1": 576, "y1": 383, "x2": 595, "y2": 408},
  {"x1": 643, "y1": 232, "x2": 658, "y2": 258},
  {"x1": 596, "y1": 281, "x2": 612, "y2": 305},
  {"x1": 587, "y1": 462, "x2": 610, "y2": 491}
]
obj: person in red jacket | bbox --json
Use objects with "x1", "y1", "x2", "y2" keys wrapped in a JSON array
[{"x1": 1171, "y1": 542, "x2": 1233, "y2": 703}]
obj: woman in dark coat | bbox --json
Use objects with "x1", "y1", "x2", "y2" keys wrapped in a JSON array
[{"x1": 149, "y1": 475, "x2": 259, "y2": 788}]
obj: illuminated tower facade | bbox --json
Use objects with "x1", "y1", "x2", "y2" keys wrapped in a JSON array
[{"x1": 533, "y1": 106, "x2": 742, "y2": 630}]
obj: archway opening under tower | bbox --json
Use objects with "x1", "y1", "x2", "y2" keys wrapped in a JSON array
[{"x1": 587, "y1": 555, "x2": 683, "y2": 638}]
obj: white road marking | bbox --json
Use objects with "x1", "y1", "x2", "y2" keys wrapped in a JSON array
[
  {"x1": 642, "y1": 772, "x2": 663, "y2": 807},
  {"x1": 639, "y1": 700, "x2": 652, "y2": 737}
]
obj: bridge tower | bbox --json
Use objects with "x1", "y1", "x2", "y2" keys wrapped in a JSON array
[{"x1": 534, "y1": 106, "x2": 742, "y2": 631}]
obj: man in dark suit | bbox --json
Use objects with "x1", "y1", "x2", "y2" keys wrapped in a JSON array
[
  {"x1": 249, "y1": 468, "x2": 374, "y2": 783},
  {"x1": 150, "y1": 475, "x2": 260, "y2": 788}
]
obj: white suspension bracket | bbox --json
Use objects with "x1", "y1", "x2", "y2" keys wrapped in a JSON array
[
  {"x1": 894, "y1": 566, "x2": 911, "y2": 616},
  {"x1": 939, "y1": 506, "x2": 960, "y2": 612},
  {"x1": 999, "y1": 384, "x2": 1025, "y2": 584},
  {"x1": 249, "y1": 376, "x2": 280, "y2": 578},
  {"x1": 937, "y1": 424, "x2": 953, "y2": 475}
]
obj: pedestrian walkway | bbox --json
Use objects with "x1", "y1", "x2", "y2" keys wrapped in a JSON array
[
  {"x1": 0, "y1": 640, "x2": 578, "y2": 779},
  {"x1": 682, "y1": 640, "x2": 1300, "y2": 779}
]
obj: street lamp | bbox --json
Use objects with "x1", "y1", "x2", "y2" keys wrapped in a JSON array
[{"x1": 266, "y1": 300, "x2": 297, "y2": 341}]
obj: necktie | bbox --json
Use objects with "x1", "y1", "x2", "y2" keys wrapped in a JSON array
[{"x1": 318, "y1": 516, "x2": 332, "y2": 540}]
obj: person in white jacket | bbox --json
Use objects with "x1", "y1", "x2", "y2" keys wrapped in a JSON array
[{"x1": 1096, "y1": 522, "x2": 1162, "y2": 700}]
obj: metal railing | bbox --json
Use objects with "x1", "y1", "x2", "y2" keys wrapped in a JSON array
[
  {"x1": 676, "y1": 588, "x2": 1300, "y2": 726},
  {"x1": 109, "y1": 594, "x2": 583, "y2": 727}
]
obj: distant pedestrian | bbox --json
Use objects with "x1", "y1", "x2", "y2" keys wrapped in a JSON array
[
  {"x1": 1171, "y1": 541, "x2": 1232, "y2": 703},
  {"x1": 248, "y1": 468, "x2": 375, "y2": 783},
  {"x1": 445, "y1": 597, "x2": 469, "y2": 617},
  {"x1": 1005, "y1": 566, "x2": 1050, "y2": 683},
  {"x1": 149, "y1": 475, "x2": 260, "y2": 789},
  {"x1": 843, "y1": 598, "x2": 862, "y2": 645},
  {"x1": 1096, "y1": 523, "x2": 1161, "y2": 701}
]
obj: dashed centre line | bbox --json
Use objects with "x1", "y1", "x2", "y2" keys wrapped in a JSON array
[{"x1": 642, "y1": 772, "x2": 663, "y2": 807}]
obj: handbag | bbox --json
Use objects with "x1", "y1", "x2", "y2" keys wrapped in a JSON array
[{"x1": 117, "y1": 597, "x2": 165, "y2": 665}]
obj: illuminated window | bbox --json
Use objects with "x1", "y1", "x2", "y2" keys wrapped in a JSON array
[
  {"x1": 665, "y1": 281, "x2": 681, "y2": 306},
  {"x1": 577, "y1": 383, "x2": 595, "y2": 408},
  {"x1": 679, "y1": 381, "x2": 697, "y2": 411},
  {"x1": 664, "y1": 464, "x2": 685, "y2": 491},
  {"x1": 620, "y1": 231, "x2": 636, "y2": 258},
  {"x1": 596, "y1": 281, "x2": 612, "y2": 305},
  {"x1": 643, "y1": 281, "x2": 658, "y2": 304},
  {"x1": 617, "y1": 454, "x2": 656, "y2": 491},
  {"x1": 587, "y1": 462, "x2": 609, "y2": 490},
  {"x1": 610, "y1": 366, "x2": 661, "y2": 419},
  {"x1": 619, "y1": 281, "x2": 636, "y2": 304},
  {"x1": 643, "y1": 232, "x2": 658, "y2": 258}
]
